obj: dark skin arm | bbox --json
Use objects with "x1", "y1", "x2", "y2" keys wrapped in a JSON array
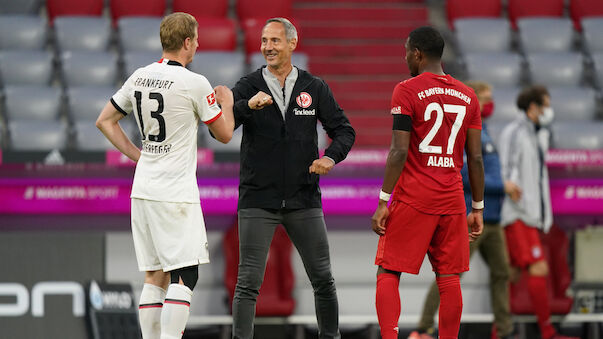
[
  {"x1": 465, "y1": 127, "x2": 485, "y2": 241},
  {"x1": 371, "y1": 130, "x2": 410, "y2": 236}
]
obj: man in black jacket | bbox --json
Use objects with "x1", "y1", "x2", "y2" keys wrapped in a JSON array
[{"x1": 230, "y1": 17, "x2": 355, "y2": 339}]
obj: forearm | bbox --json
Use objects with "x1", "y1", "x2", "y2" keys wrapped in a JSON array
[
  {"x1": 97, "y1": 121, "x2": 140, "y2": 162},
  {"x1": 381, "y1": 147, "x2": 407, "y2": 193},
  {"x1": 467, "y1": 154, "x2": 485, "y2": 203}
]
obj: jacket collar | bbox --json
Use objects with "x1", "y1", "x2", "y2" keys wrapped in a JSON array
[{"x1": 246, "y1": 66, "x2": 314, "y2": 93}]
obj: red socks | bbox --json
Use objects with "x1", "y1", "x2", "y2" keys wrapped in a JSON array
[
  {"x1": 437, "y1": 275, "x2": 463, "y2": 339},
  {"x1": 527, "y1": 275, "x2": 556, "y2": 339},
  {"x1": 376, "y1": 273, "x2": 401, "y2": 339}
]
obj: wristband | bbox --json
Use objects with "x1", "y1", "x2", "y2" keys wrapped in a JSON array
[
  {"x1": 472, "y1": 200, "x2": 484, "y2": 209},
  {"x1": 379, "y1": 190, "x2": 391, "y2": 202}
]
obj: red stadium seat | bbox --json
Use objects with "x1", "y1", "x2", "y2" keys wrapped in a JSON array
[
  {"x1": 224, "y1": 222, "x2": 295, "y2": 316},
  {"x1": 173, "y1": 0, "x2": 228, "y2": 18},
  {"x1": 197, "y1": 18, "x2": 236, "y2": 51},
  {"x1": 570, "y1": 0, "x2": 603, "y2": 30},
  {"x1": 110, "y1": 0, "x2": 166, "y2": 22},
  {"x1": 46, "y1": 0, "x2": 103, "y2": 23},
  {"x1": 508, "y1": 0, "x2": 564, "y2": 29},
  {"x1": 510, "y1": 225, "x2": 574, "y2": 315},
  {"x1": 446, "y1": 0, "x2": 502, "y2": 28},
  {"x1": 237, "y1": 0, "x2": 293, "y2": 22}
]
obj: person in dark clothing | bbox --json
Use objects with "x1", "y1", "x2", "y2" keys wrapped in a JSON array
[{"x1": 230, "y1": 17, "x2": 355, "y2": 339}]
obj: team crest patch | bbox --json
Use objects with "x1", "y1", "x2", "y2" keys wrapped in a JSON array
[
  {"x1": 296, "y1": 92, "x2": 312, "y2": 108},
  {"x1": 206, "y1": 92, "x2": 216, "y2": 106}
]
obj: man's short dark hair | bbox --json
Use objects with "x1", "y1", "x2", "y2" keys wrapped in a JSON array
[
  {"x1": 516, "y1": 85, "x2": 549, "y2": 112},
  {"x1": 408, "y1": 26, "x2": 445, "y2": 60}
]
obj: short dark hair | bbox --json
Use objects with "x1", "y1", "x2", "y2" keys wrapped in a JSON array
[
  {"x1": 516, "y1": 85, "x2": 549, "y2": 112},
  {"x1": 408, "y1": 26, "x2": 445, "y2": 59}
]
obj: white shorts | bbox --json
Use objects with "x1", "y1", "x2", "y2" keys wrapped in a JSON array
[{"x1": 131, "y1": 198, "x2": 210, "y2": 272}]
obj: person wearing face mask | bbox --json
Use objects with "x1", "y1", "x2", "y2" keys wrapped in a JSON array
[
  {"x1": 408, "y1": 80, "x2": 513, "y2": 339},
  {"x1": 498, "y1": 86, "x2": 577, "y2": 339}
]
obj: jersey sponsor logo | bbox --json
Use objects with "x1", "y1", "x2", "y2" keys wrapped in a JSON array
[
  {"x1": 294, "y1": 108, "x2": 316, "y2": 116},
  {"x1": 391, "y1": 106, "x2": 401, "y2": 114},
  {"x1": 427, "y1": 155, "x2": 455, "y2": 168},
  {"x1": 296, "y1": 92, "x2": 312, "y2": 108},
  {"x1": 206, "y1": 92, "x2": 216, "y2": 106}
]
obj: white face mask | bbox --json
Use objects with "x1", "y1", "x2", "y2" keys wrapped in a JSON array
[{"x1": 539, "y1": 107, "x2": 554, "y2": 126}]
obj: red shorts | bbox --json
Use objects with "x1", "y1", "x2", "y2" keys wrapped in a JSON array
[
  {"x1": 504, "y1": 219, "x2": 545, "y2": 268},
  {"x1": 375, "y1": 200, "x2": 470, "y2": 275}
]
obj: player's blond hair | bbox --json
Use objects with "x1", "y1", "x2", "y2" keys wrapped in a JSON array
[
  {"x1": 464, "y1": 80, "x2": 491, "y2": 97},
  {"x1": 160, "y1": 12, "x2": 198, "y2": 52}
]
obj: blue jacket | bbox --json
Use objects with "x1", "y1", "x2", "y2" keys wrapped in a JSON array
[{"x1": 461, "y1": 122, "x2": 505, "y2": 223}]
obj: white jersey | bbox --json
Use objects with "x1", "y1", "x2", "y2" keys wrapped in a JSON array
[{"x1": 112, "y1": 58, "x2": 222, "y2": 203}]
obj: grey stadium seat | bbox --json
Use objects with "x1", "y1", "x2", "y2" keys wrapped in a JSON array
[
  {"x1": 489, "y1": 86, "x2": 521, "y2": 122},
  {"x1": 0, "y1": 15, "x2": 46, "y2": 50},
  {"x1": 592, "y1": 53, "x2": 603, "y2": 88},
  {"x1": 123, "y1": 51, "x2": 159, "y2": 78},
  {"x1": 0, "y1": 0, "x2": 40, "y2": 14},
  {"x1": 0, "y1": 50, "x2": 53, "y2": 85},
  {"x1": 74, "y1": 121, "x2": 115, "y2": 151},
  {"x1": 189, "y1": 51, "x2": 245, "y2": 88},
  {"x1": 552, "y1": 121, "x2": 603, "y2": 149},
  {"x1": 527, "y1": 53, "x2": 584, "y2": 87},
  {"x1": 61, "y1": 51, "x2": 119, "y2": 87},
  {"x1": 55, "y1": 16, "x2": 111, "y2": 52},
  {"x1": 464, "y1": 53, "x2": 523, "y2": 87},
  {"x1": 249, "y1": 52, "x2": 309, "y2": 72},
  {"x1": 4, "y1": 86, "x2": 62, "y2": 121},
  {"x1": 67, "y1": 86, "x2": 116, "y2": 121},
  {"x1": 582, "y1": 18, "x2": 603, "y2": 53},
  {"x1": 455, "y1": 18, "x2": 511, "y2": 53},
  {"x1": 9, "y1": 120, "x2": 67, "y2": 151},
  {"x1": 118, "y1": 17, "x2": 162, "y2": 53},
  {"x1": 205, "y1": 127, "x2": 242, "y2": 151},
  {"x1": 518, "y1": 18, "x2": 574, "y2": 53},
  {"x1": 548, "y1": 86, "x2": 597, "y2": 121}
]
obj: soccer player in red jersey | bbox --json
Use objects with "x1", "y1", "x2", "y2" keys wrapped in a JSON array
[{"x1": 371, "y1": 26, "x2": 485, "y2": 339}]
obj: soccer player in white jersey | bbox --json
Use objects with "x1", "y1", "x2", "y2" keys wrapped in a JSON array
[{"x1": 96, "y1": 12, "x2": 234, "y2": 339}]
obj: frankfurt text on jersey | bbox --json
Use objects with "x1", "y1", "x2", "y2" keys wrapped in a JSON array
[{"x1": 134, "y1": 77, "x2": 175, "y2": 89}]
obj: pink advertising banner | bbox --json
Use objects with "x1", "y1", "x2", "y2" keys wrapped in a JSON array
[{"x1": 0, "y1": 177, "x2": 601, "y2": 216}]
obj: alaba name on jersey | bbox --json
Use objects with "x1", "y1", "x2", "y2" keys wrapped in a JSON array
[
  {"x1": 112, "y1": 58, "x2": 222, "y2": 203},
  {"x1": 391, "y1": 72, "x2": 482, "y2": 215}
]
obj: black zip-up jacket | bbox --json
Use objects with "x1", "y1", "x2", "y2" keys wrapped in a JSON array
[{"x1": 232, "y1": 67, "x2": 356, "y2": 210}]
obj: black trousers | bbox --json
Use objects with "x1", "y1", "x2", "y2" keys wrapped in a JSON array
[{"x1": 232, "y1": 208, "x2": 340, "y2": 339}]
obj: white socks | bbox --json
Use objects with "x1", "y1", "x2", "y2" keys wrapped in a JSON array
[
  {"x1": 160, "y1": 284, "x2": 193, "y2": 339},
  {"x1": 139, "y1": 283, "x2": 166, "y2": 339}
]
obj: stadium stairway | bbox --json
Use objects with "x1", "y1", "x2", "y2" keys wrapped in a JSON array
[{"x1": 292, "y1": 0, "x2": 429, "y2": 147}]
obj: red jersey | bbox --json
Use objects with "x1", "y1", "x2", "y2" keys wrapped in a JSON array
[{"x1": 391, "y1": 72, "x2": 481, "y2": 215}]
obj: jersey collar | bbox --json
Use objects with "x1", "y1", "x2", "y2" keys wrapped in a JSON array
[{"x1": 158, "y1": 58, "x2": 183, "y2": 67}]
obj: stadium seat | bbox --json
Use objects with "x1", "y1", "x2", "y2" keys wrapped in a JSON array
[
  {"x1": 552, "y1": 121, "x2": 603, "y2": 149},
  {"x1": 197, "y1": 18, "x2": 236, "y2": 51},
  {"x1": 249, "y1": 52, "x2": 309, "y2": 72},
  {"x1": 118, "y1": 17, "x2": 163, "y2": 52},
  {"x1": 581, "y1": 18, "x2": 603, "y2": 53},
  {"x1": 517, "y1": 18, "x2": 575, "y2": 53},
  {"x1": 454, "y1": 18, "x2": 511, "y2": 53},
  {"x1": 548, "y1": 86, "x2": 597, "y2": 121},
  {"x1": 237, "y1": 0, "x2": 293, "y2": 22},
  {"x1": 74, "y1": 121, "x2": 115, "y2": 151},
  {"x1": 9, "y1": 120, "x2": 68, "y2": 151},
  {"x1": 0, "y1": 0, "x2": 40, "y2": 14},
  {"x1": 527, "y1": 53, "x2": 584, "y2": 87},
  {"x1": 110, "y1": 0, "x2": 166, "y2": 23},
  {"x1": 592, "y1": 53, "x2": 603, "y2": 88},
  {"x1": 189, "y1": 52, "x2": 245, "y2": 88},
  {"x1": 508, "y1": 0, "x2": 564, "y2": 29},
  {"x1": 4, "y1": 86, "x2": 62, "y2": 122},
  {"x1": 0, "y1": 50, "x2": 53, "y2": 86},
  {"x1": 67, "y1": 86, "x2": 116, "y2": 122},
  {"x1": 489, "y1": 86, "x2": 522, "y2": 122},
  {"x1": 206, "y1": 127, "x2": 242, "y2": 151},
  {"x1": 0, "y1": 15, "x2": 46, "y2": 50},
  {"x1": 46, "y1": 0, "x2": 103, "y2": 23},
  {"x1": 54, "y1": 16, "x2": 111, "y2": 52},
  {"x1": 570, "y1": 0, "x2": 603, "y2": 30},
  {"x1": 123, "y1": 51, "x2": 159, "y2": 78},
  {"x1": 446, "y1": 0, "x2": 502, "y2": 28},
  {"x1": 60, "y1": 51, "x2": 119, "y2": 88},
  {"x1": 172, "y1": 0, "x2": 228, "y2": 18},
  {"x1": 464, "y1": 53, "x2": 523, "y2": 87}
]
